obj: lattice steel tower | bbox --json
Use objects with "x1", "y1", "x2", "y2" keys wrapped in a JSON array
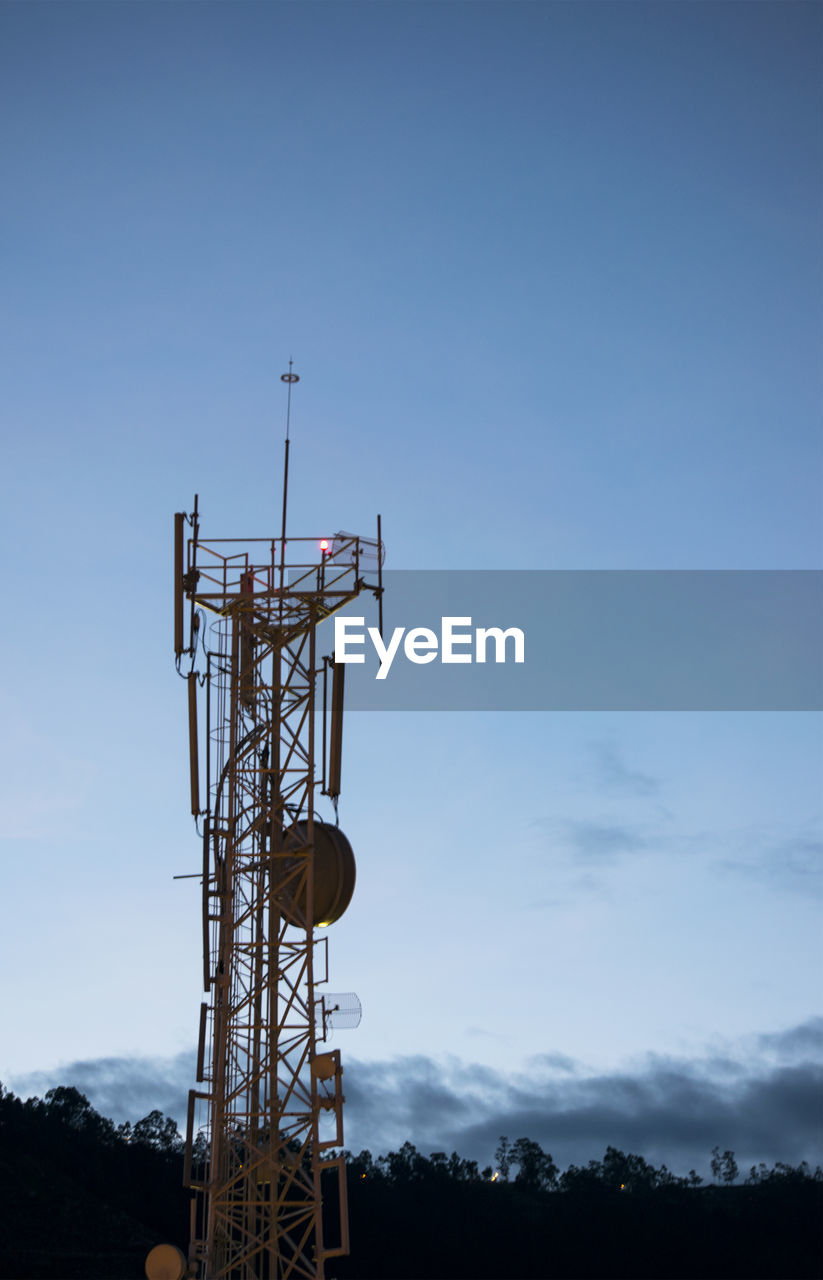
[{"x1": 168, "y1": 372, "x2": 383, "y2": 1280}]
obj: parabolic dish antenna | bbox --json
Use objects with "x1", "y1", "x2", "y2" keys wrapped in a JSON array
[{"x1": 145, "y1": 1243, "x2": 187, "y2": 1280}]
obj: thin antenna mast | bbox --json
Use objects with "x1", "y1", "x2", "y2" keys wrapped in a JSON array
[{"x1": 281, "y1": 359, "x2": 299, "y2": 550}]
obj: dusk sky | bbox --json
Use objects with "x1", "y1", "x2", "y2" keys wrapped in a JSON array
[{"x1": 2, "y1": 0, "x2": 821, "y2": 1179}]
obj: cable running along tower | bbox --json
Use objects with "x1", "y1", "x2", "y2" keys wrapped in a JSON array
[{"x1": 170, "y1": 370, "x2": 383, "y2": 1280}]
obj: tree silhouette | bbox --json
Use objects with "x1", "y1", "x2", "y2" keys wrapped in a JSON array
[
  {"x1": 710, "y1": 1145, "x2": 739, "y2": 1185},
  {"x1": 509, "y1": 1137, "x2": 558, "y2": 1191},
  {"x1": 43, "y1": 1085, "x2": 117, "y2": 1144},
  {"x1": 131, "y1": 1109, "x2": 184, "y2": 1154},
  {"x1": 601, "y1": 1145, "x2": 657, "y2": 1193},
  {"x1": 494, "y1": 1135, "x2": 511, "y2": 1182}
]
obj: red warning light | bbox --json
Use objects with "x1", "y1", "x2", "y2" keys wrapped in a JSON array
[{"x1": 319, "y1": 539, "x2": 330, "y2": 553}]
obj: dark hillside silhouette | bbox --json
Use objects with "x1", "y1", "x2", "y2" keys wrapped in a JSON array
[
  {"x1": 0, "y1": 1085, "x2": 187, "y2": 1279},
  {"x1": 1, "y1": 1088, "x2": 820, "y2": 1279},
  {"x1": 331, "y1": 1139, "x2": 822, "y2": 1280}
]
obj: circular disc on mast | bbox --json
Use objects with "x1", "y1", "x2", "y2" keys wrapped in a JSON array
[
  {"x1": 277, "y1": 821, "x2": 356, "y2": 927},
  {"x1": 145, "y1": 1244, "x2": 187, "y2": 1280}
]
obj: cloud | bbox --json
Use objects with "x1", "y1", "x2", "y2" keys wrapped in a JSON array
[
  {"x1": 8, "y1": 1022, "x2": 821, "y2": 1180},
  {"x1": 769, "y1": 834, "x2": 823, "y2": 891},
  {"x1": 340, "y1": 1050, "x2": 823, "y2": 1179},
  {"x1": 8, "y1": 1050, "x2": 195, "y2": 1129},
  {"x1": 589, "y1": 742, "x2": 659, "y2": 798},
  {"x1": 566, "y1": 820, "x2": 646, "y2": 860},
  {"x1": 756, "y1": 1017, "x2": 823, "y2": 1061},
  {"x1": 527, "y1": 1051, "x2": 579, "y2": 1075},
  {"x1": 717, "y1": 829, "x2": 823, "y2": 899}
]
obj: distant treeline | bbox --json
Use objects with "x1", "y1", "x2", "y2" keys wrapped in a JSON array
[
  {"x1": 342, "y1": 1134, "x2": 823, "y2": 1192},
  {"x1": 1, "y1": 1083, "x2": 820, "y2": 1279}
]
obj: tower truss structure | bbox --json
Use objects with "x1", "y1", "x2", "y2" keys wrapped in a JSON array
[{"x1": 174, "y1": 500, "x2": 382, "y2": 1280}]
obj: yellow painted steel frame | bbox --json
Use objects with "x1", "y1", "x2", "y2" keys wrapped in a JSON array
[{"x1": 178, "y1": 518, "x2": 376, "y2": 1280}]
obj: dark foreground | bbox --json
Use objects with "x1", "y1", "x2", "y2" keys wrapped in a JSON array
[
  {"x1": 335, "y1": 1176, "x2": 822, "y2": 1280},
  {"x1": 0, "y1": 1086, "x2": 820, "y2": 1279}
]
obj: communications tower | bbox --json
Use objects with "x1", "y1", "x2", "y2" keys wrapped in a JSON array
[{"x1": 165, "y1": 371, "x2": 383, "y2": 1280}]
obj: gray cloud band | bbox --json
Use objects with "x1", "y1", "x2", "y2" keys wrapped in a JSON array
[
  {"x1": 322, "y1": 570, "x2": 821, "y2": 710},
  {"x1": 10, "y1": 1018, "x2": 821, "y2": 1176}
]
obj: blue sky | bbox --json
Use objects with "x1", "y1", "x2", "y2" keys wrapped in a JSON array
[{"x1": 1, "y1": 0, "x2": 821, "y2": 1176}]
